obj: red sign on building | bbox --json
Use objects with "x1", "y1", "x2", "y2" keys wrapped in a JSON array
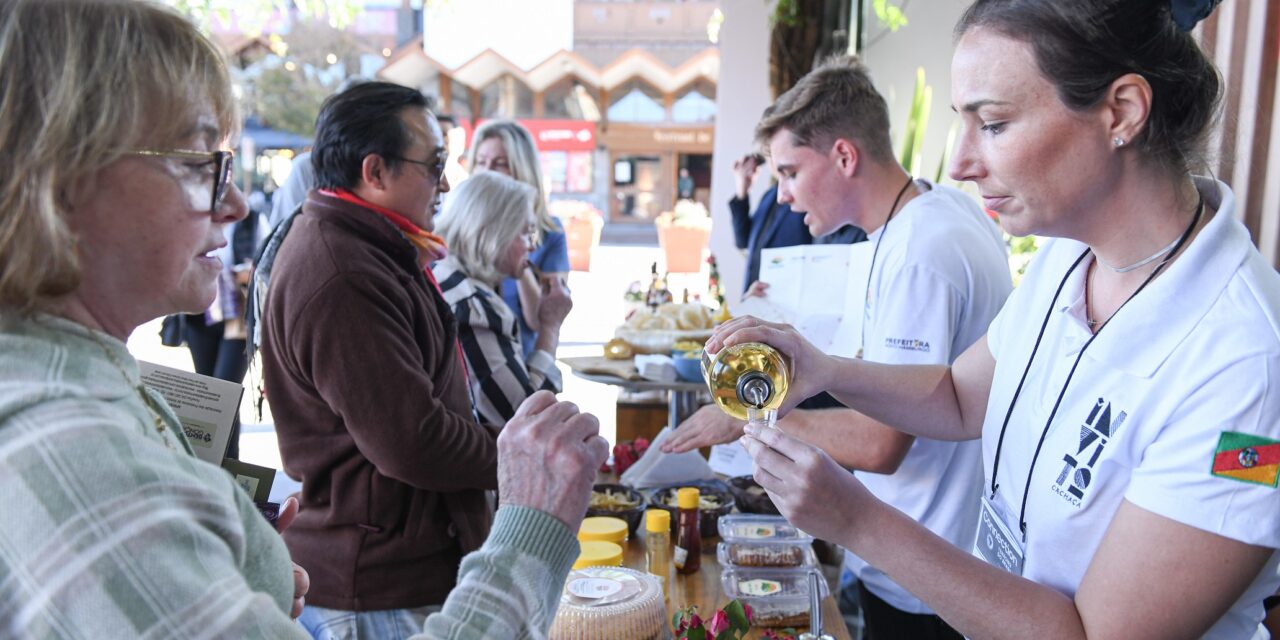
[{"x1": 463, "y1": 119, "x2": 597, "y2": 152}]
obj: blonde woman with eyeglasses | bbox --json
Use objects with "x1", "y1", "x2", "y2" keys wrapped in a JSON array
[{"x1": 464, "y1": 120, "x2": 571, "y2": 360}]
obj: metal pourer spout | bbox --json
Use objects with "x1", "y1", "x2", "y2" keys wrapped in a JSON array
[{"x1": 736, "y1": 371, "x2": 773, "y2": 409}]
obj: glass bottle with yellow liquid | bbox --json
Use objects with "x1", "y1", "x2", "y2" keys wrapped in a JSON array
[{"x1": 701, "y1": 342, "x2": 790, "y2": 427}]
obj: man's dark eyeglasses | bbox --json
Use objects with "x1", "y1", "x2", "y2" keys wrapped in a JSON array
[
  {"x1": 132, "y1": 149, "x2": 235, "y2": 212},
  {"x1": 393, "y1": 148, "x2": 448, "y2": 182}
]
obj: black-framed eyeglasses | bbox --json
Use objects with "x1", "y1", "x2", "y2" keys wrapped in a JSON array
[
  {"x1": 132, "y1": 149, "x2": 235, "y2": 212},
  {"x1": 393, "y1": 147, "x2": 448, "y2": 183}
]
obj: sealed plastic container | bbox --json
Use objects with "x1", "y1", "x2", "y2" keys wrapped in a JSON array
[
  {"x1": 550, "y1": 566, "x2": 667, "y2": 640},
  {"x1": 717, "y1": 540, "x2": 818, "y2": 568},
  {"x1": 720, "y1": 566, "x2": 828, "y2": 629},
  {"x1": 717, "y1": 514, "x2": 814, "y2": 543},
  {"x1": 579, "y1": 516, "x2": 629, "y2": 544},
  {"x1": 573, "y1": 541, "x2": 624, "y2": 570}
]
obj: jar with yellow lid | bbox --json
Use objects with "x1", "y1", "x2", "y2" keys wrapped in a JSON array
[
  {"x1": 579, "y1": 516, "x2": 629, "y2": 544},
  {"x1": 573, "y1": 540, "x2": 624, "y2": 570}
]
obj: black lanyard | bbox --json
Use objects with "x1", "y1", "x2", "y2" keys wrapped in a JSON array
[
  {"x1": 988, "y1": 197, "x2": 1204, "y2": 541},
  {"x1": 857, "y1": 175, "x2": 915, "y2": 359}
]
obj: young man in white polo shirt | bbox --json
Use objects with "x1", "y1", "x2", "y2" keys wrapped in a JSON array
[{"x1": 665, "y1": 55, "x2": 1012, "y2": 639}]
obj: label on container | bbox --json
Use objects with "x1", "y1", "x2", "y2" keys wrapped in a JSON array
[
  {"x1": 673, "y1": 546, "x2": 689, "y2": 569},
  {"x1": 738, "y1": 579, "x2": 783, "y2": 597},
  {"x1": 567, "y1": 577, "x2": 624, "y2": 600},
  {"x1": 733, "y1": 524, "x2": 777, "y2": 539}
]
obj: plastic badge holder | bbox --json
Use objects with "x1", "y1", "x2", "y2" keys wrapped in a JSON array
[
  {"x1": 549, "y1": 566, "x2": 667, "y2": 640},
  {"x1": 720, "y1": 566, "x2": 828, "y2": 629},
  {"x1": 717, "y1": 514, "x2": 814, "y2": 543},
  {"x1": 717, "y1": 540, "x2": 818, "y2": 568}
]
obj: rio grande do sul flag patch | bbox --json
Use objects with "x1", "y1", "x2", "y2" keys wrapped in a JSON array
[{"x1": 1211, "y1": 431, "x2": 1280, "y2": 487}]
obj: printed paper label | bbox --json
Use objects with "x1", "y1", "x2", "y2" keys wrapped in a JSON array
[
  {"x1": 733, "y1": 524, "x2": 776, "y2": 539},
  {"x1": 673, "y1": 546, "x2": 689, "y2": 569},
  {"x1": 738, "y1": 579, "x2": 783, "y2": 597},
  {"x1": 567, "y1": 577, "x2": 623, "y2": 600}
]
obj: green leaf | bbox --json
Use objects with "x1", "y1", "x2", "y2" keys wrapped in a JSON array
[
  {"x1": 873, "y1": 0, "x2": 909, "y2": 31},
  {"x1": 724, "y1": 600, "x2": 749, "y2": 632},
  {"x1": 885, "y1": 6, "x2": 908, "y2": 31},
  {"x1": 935, "y1": 118, "x2": 959, "y2": 183},
  {"x1": 899, "y1": 67, "x2": 929, "y2": 172},
  {"x1": 687, "y1": 628, "x2": 707, "y2": 640}
]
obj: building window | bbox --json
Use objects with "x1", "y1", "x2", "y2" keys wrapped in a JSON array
[
  {"x1": 540, "y1": 150, "x2": 594, "y2": 194},
  {"x1": 479, "y1": 75, "x2": 534, "y2": 119},
  {"x1": 447, "y1": 77, "x2": 472, "y2": 121},
  {"x1": 607, "y1": 80, "x2": 665, "y2": 123},
  {"x1": 543, "y1": 78, "x2": 601, "y2": 121},
  {"x1": 672, "y1": 80, "x2": 716, "y2": 123}
]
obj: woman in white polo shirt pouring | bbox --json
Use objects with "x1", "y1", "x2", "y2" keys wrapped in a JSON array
[{"x1": 713, "y1": 0, "x2": 1280, "y2": 638}]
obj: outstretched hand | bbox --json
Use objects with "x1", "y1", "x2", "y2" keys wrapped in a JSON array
[{"x1": 661, "y1": 404, "x2": 745, "y2": 453}]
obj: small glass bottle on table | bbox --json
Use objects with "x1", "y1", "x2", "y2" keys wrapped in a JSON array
[
  {"x1": 673, "y1": 487, "x2": 701, "y2": 575},
  {"x1": 644, "y1": 509, "x2": 671, "y2": 594}
]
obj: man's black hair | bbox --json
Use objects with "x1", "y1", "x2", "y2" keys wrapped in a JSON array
[{"x1": 311, "y1": 81, "x2": 432, "y2": 190}]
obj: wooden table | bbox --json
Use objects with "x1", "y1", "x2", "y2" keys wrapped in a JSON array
[
  {"x1": 561, "y1": 356, "x2": 706, "y2": 430},
  {"x1": 617, "y1": 526, "x2": 851, "y2": 639}
]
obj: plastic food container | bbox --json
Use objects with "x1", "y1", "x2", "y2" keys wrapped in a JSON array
[
  {"x1": 717, "y1": 541, "x2": 817, "y2": 568},
  {"x1": 587, "y1": 484, "x2": 646, "y2": 535},
  {"x1": 550, "y1": 566, "x2": 667, "y2": 640},
  {"x1": 717, "y1": 514, "x2": 813, "y2": 543},
  {"x1": 572, "y1": 541, "x2": 624, "y2": 570},
  {"x1": 727, "y1": 475, "x2": 779, "y2": 515},
  {"x1": 579, "y1": 516, "x2": 629, "y2": 544},
  {"x1": 720, "y1": 566, "x2": 828, "y2": 628}
]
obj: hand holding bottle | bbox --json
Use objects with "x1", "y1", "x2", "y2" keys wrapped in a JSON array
[{"x1": 704, "y1": 316, "x2": 835, "y2": 416}]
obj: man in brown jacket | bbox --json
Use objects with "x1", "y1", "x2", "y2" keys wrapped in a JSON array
[{"x1": 261, "y1": 82, "x2": 497, "y2": 635}]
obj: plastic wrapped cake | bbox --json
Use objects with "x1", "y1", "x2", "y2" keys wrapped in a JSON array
[{"x1": 549, "y1": 566, "x2": 667, "y2": 640}]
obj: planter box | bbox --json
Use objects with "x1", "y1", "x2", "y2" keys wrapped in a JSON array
[
  {"x1": 563, "y1": 216, "x2": 602, "y2": 271},
  {"x1": 657, "y1": 225, "x2": 710, "y2": 273}
]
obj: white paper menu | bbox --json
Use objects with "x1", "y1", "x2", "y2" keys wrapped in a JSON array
[
  {"x1": 737, "y1": 242, "x2": 874, "y2": 358},
  {"x1": 138, "y1": 361, "x2": 242, "y2": 466}
]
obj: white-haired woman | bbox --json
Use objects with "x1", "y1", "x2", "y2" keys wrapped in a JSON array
[
  {"x1": 433, "y1": 172, "x2": 573, "y2": 426},
  {"x1": 464, "y1": 120, "x2": 571, "y2": 360}
]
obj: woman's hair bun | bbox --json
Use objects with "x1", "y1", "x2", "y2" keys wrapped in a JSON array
[{"x1": 1170, "y1": 0, "x2": 1223, "y2": 32}]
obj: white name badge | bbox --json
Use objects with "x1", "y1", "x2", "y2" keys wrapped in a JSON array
[{"x1": 975, "y1": 495, "x2": 1024, "y2": 576}]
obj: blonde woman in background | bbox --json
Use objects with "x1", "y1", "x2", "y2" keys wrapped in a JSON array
[
  {"x1": 433, "y1": 172, "x2": 572, "y2": 427},
  {"x1": 464, "y1": 120, "x2": 571, "y2": 359}
]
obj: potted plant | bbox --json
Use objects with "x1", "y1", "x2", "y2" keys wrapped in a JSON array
[
  {"x1": 656, "y1": 200, "x2": 712, "y2": 273},
  {"x1": 550, "y1": 200, "x2": 604, "y2": 272}
]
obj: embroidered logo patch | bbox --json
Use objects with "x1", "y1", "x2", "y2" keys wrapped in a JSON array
[{"x1": 1211, "y1": 431, "x2": 1280, "y2": 487}]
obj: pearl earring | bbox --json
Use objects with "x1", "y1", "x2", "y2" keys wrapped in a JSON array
[{"x1": 1113, "y1": 137, "x2": 1126, "y2": 147}]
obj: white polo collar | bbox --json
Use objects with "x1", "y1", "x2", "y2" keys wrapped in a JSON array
[{"x1": 1052, "y1": 179, "x2": 1248, "y2": 378}]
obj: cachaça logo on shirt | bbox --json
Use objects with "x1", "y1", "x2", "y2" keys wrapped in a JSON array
[{"x1": 1052, "y1": 398, "x2": 1127, "y2": 508}]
